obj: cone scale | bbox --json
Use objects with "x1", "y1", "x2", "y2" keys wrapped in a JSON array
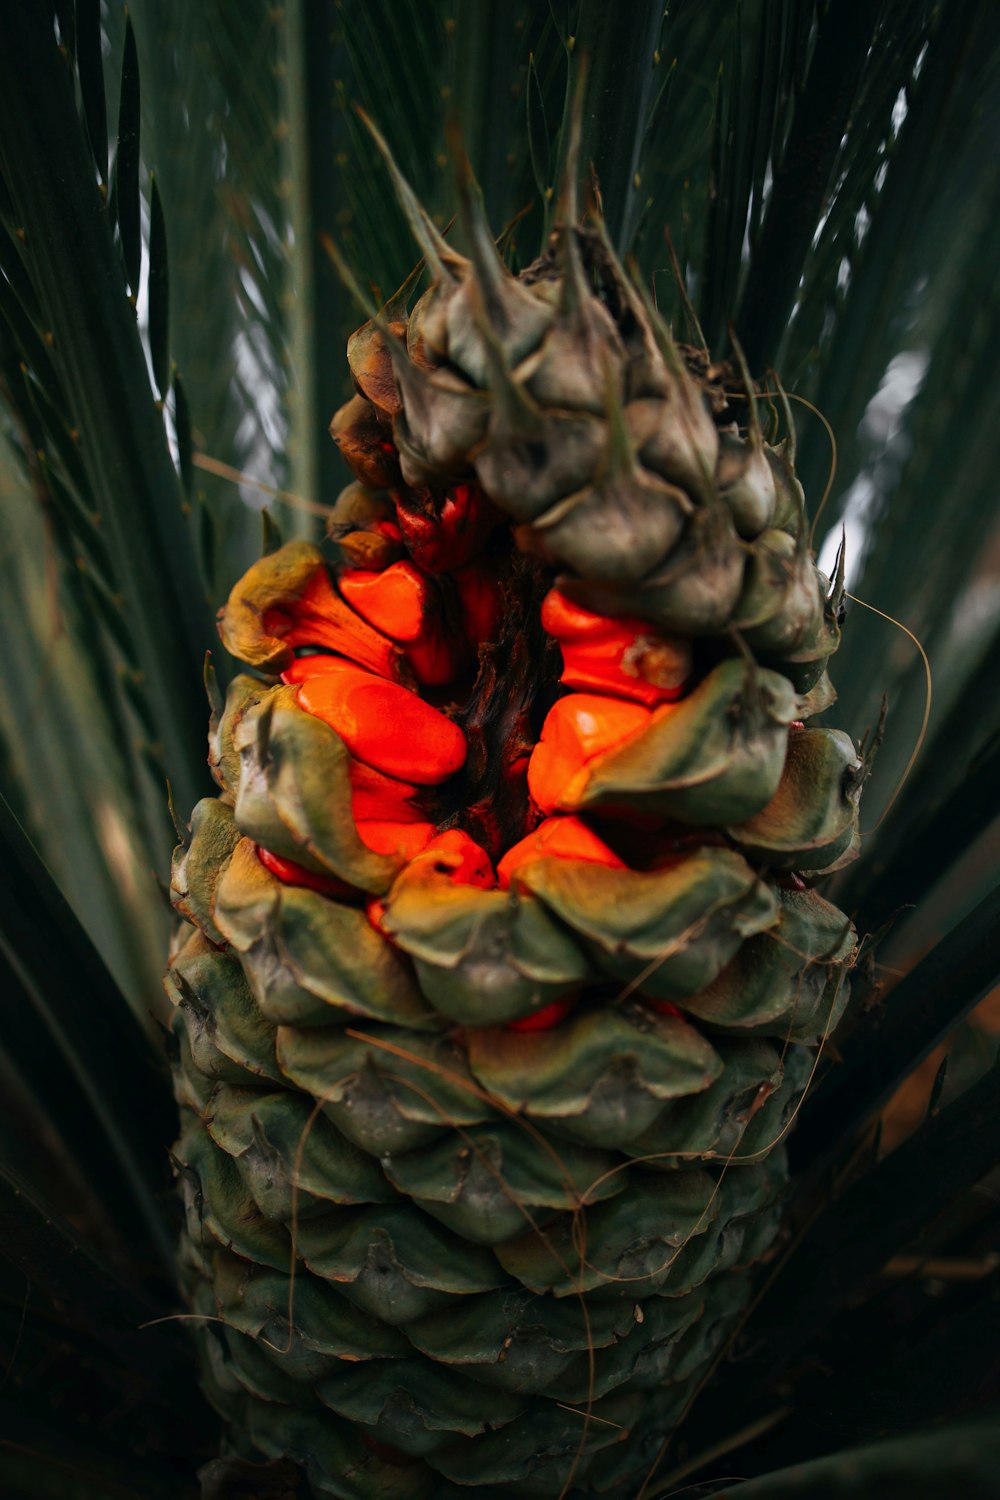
[{"x1": 168, "y1": 159, "x2": 859, "y2": 1498}]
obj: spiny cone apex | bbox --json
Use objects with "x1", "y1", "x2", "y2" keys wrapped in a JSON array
[{"x1": 173, "y1": 134, "x2": 864, "y2": 1499}]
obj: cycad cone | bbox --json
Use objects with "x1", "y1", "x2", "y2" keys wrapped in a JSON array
[{"x1": 168, "y1": 142, "x2": 861, "y2": 1498}]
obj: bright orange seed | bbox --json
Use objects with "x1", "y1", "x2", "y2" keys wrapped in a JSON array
[
  {"x1": 287, "y1": 657, "x2": 467, "y2": 785},
  {"x1": 527, "y1": 693, "x2": 651, "y2": 814},
  {"x1": 497, "y1": 815, "x2": 625, "y2": 888},
  {"x1": 339, "y1": 562, "x2": 433, "y2": 643},
  {"x1": 540, "y1": 587, "x2": 690, "y2": 706},
  {"x1": 355, "y1": 819, "x2": 437, "y2": 859},
  {"x1": 338, "y1": 562, "x2": 469, "y2": 687}
]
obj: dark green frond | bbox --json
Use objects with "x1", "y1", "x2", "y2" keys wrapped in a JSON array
[
  {"x1": 0, "y1": 4, "x2": 213, "y2": 818},
  {"x1": 0, "y1": 1167, "x2": 206, "y2": 1499},
  {"x1": 719, "y1": 1418, "x2": 1000, "y2": 1499},
  {"x1": 0, "y1": 792, "x2": 175, "y2": 1270}
]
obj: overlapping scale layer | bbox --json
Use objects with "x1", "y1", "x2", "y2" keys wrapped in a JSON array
[{"x1": 168, "y1": 146, "x2": 863, "y2": 1498}]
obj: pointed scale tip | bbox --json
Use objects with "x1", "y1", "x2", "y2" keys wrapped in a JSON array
[
  {"x1": 555, "y1": 53, "x2": 589, "y2": 232},
  {"x1": 600, "y1": 358, "x2": 638, "y2": 476},
  {"x1": 727, "y1": 323, "x2": 763, "y2": 450},
  {"x1": 255, "y1": 693, "x2": 275, "y2": 764},
  {"x1": 451, "y1": 136, "x2": 519, "y2": 322},
  {"x1": 632, "y1": 264, "x2": 711, "y2": 408},
  {"x1": 203, "y1": 651, "x2": 223, "y2": 717},
  {"x1": 354, "y1": 104, "x2": 462, "y2": 285},
  {"x1": 553, "y1": 215, "x2": 589, "y2": 323},
  {"x1": 495, "y1": 200, "x2": 533, "y2": 266},
  {"x1": 320, "y1": 231, "x2": 379, "y2": 320},
  {"x1": 629, "y1": 256, "x2": 682, "y2": 364},
  {"x1": 585, "y1": 162, "x2": 605, "y2": 222},
  {"x1": 767, "y1": 366, "x2": 797, "y2": 471},
  {"x1": 628, "y1": 268, "x2": 721, "y2": 504},
  {"x1": 590, "y1": 222, "x2": 670, "y2": 388},
  {"x1": 384, "y1": 257, "x2": 427, "y2": 323},
  {"x1": 829, "y1": 530, "x2": 847, "y2": 608},
  {"x1": 445, "y1": 157, "x2": 553, "y2": 382},
  {"x1": 321, "y1": 232, "x2": 414, "y2": 379},
  {"x1": 763, "y1": 367, "x2": 810, "y2": 553},
  {"x1": 663, "y1": 226, "x2": 707, "y2": 353},
  {"x1": 261, "y1": 507, "x2": 282, "y2": 557},
  {"x1": 166, "y1": 780, "x2": 190, "y2": 848}
]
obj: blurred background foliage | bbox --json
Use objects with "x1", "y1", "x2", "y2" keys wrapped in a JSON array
[{"x1": 0, "y1": 0, "x2": 998, "y2": 1495}]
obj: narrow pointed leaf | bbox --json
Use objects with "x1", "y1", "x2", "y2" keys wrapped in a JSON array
[
  {"x1": 114, "y1": 16, "x2": 142, "y2": 297},
  {"x1": 74, "y1": 0, "x2": 108, "y2": 184},
  {"x1": 148, "y1": 172, "x2": 170, "y2": 397},
  {"x1": 173, "y1": 365, "x2": 193, "y2": 494},
  {"x1": 0, "y1": 792, "x2": 174, "y2": 1268},
  {"x1": 0, "y1": 3, "x2": 214, "y2": 814}
]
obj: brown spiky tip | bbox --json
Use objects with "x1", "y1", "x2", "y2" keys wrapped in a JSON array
[
  {"x1": 443, "y1": 141, "x2": 556, "y2": 387},
  {"x1": 355, "y1": 107, "x2": 466, "y2": 289},
  {"x1": 627, "y1": 271, "x2": 720, "y2": 500},
  {"x1": 584, "y1": 221, "x2": 673, "y2": 402},
  {"x1": 767, "y1": 447, "x2": 807, "y2": 533},
  {"x1": 356, "y1": 107, "x2": 555, "y2": 389}
]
